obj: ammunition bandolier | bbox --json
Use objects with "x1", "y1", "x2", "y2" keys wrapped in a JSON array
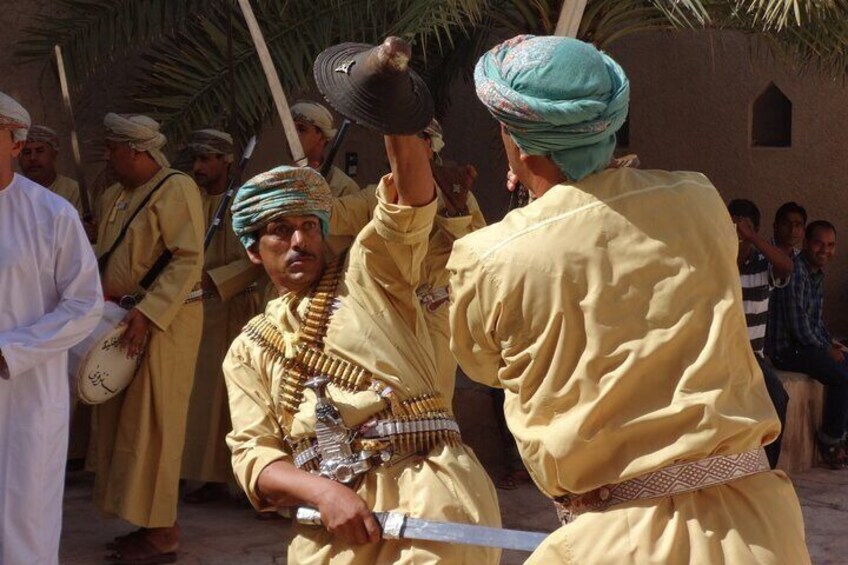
[{"x1": 242, "y1": 253, "x2": 460, "y2": 482}]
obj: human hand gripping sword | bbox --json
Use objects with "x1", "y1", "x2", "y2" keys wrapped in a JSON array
[{"x1": 294, "y1": 506, "x2": 549, "y2": 553}]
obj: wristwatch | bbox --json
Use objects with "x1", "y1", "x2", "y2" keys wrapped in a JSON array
[{"x1": 440, "y1": 207, "x2": 469, "y2": 218}]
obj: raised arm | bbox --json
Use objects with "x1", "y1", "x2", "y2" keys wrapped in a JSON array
[{"x1": 384, "y1": 135, "x2": 435, "y2": 207}]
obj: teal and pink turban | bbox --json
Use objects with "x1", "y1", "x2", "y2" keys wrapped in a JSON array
[
  {"x1": 475, "y1": 35, "x2": 629, "y2": 182},
  {"x1": 231, "y1": 165, "x2": 332, "y2": 249}
]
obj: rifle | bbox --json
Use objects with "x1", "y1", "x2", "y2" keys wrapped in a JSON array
[
  {"x1": 204, "y1": 136, "x2": 258, "y2": 250},
  {"x1": 320, "y1": 119, "x2": 352, "y2": 179}
]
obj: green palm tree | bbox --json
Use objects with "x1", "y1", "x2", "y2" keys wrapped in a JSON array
[{"x1": 14, "y1": 0, "x2": 848, "y2": 147}]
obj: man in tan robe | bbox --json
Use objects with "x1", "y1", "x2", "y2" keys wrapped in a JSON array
[
  {"x1": 18, "y1": 124, "x2": 84, "y2": 216},
  {"x1": 329, "y1": 119, "x2": 485, "y2": 402},
  {"x1": 90, "y1": 113, "x2": 205, "y2": 563},
  {"x1": 448, "y1": 35, "x2": 809, "y2": 563},
  {"x1": 224, "y1": 135, "x2": 500, "y2": 564},
  {"x1": 291, "y1": 100, "x2": 359, "y2": 197},
  {"x1": 180, "y1": 129, "x2": 263, "y2": 503}
]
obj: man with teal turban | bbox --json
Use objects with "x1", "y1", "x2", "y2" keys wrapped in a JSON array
[
  {"x1": 223, "y1": 139, "x2": 501, "y2": 564},
  {"x1": 448, "y1": 35, "x2": 809, "y2": 563}
]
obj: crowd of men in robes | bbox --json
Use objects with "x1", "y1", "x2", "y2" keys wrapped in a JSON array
[{"x1": 0, "y1": 32, "x2": 827, "y2": 565}]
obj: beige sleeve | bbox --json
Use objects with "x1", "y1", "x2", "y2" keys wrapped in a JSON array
[
  {"x1": 208, "y1": 259, "x2": 264, "y2": 302},
  {"x1": 355, "y1": 176, "x2": 435, "y2": 287},
  {"x1": 346, "y1": 176, "x2": 436, "y2": 331},
  {"x1": 433, "y1": 191, "x2": 487, "y2": 241},
  {"x1": 447, "y1": 239, "x2": 503, "y2": 388},
  {"x1": 224, "y1": 334, "x2": 291, "y2": 511},
  {"x1": 135, "y1": 176, "x2": 205, "y2": 331},
  {"x1": 329, "y1": 185, "x2": 379, "y2": 236}
]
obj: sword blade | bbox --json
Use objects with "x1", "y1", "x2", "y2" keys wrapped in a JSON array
[
  {"x1": 295, "y1": 507, "x2": 547, "y2": 553},
  {"x1": 393, "y1": 515, "x2": 547, "y2": 553},
  {"x1": 53, "y1": 45, "x2": 93, "y2": 221}
]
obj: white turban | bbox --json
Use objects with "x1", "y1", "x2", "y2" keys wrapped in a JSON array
[
  {"x1": 27, "y1": 125, "x2": 60, "y2": 149},
  {"x1": 0, "y1": 91, "x2": 31, "y2": 142},
  {"x1": 291, "y1": 101, "x2": 337, "y2": 140},
  {"x1": 188, "y1": 128, "x2": 234, "y2": 163},
  {"x1": 104, "y1": 112, "x2": 169, "y2": 168}
]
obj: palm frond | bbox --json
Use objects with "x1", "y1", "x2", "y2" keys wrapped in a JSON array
[
  {"x1": 14, "y1": 0, "x2": 848, "y2": 152},
  {"x1": 15, "y1": 0, "x2": 208, "y2": 90},
  {"x1": 129, "y1": 0, "x2": 487, "y2": 146}
]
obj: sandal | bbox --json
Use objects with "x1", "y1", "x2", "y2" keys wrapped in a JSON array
[
  {"x1": 496, "y1": 469, "x2": 531, "y2": 490},
  {"x1": 106, "y1": 536, "x2": 177, "y2": 565},
  {"x1": 818, "y1": 438, "x2": 847, "y2": 470},
  {"x1": 105, "y1": 529, "x2": 144, "y2": 551}
]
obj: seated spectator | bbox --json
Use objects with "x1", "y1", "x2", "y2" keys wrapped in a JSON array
[
  {"x1": 767, "y1": 220, "x2": 848, "y2": 469},
  {"x1": 729, "y1": 199, "x2": 793, "y2": 469},
  {"x1": 772, "y1": 201, "x2": 806, "y2": 257}
]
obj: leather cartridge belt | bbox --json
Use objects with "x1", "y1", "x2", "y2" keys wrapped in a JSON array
[
  {"x1": 553, "y1": 448, "x2": 770, "y2": 524},
  {"x1": 292, "y1": 414, "x2": 461, "y2": 479}
]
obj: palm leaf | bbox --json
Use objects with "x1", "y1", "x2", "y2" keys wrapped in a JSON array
[
  {"x1": 13, "y1": 0, "x2": 848, "y2": 150},
  {"x1": 15, "y1": 0, "x2": 208, "y2": 90}
]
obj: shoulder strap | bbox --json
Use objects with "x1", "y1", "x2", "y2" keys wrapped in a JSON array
[{"x1": 97, "y1": 172, "x2": 182, "y2": 274}]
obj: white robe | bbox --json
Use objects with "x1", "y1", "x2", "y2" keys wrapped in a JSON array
[{"x1": 0, "y1": 174, "x2": 103, "y2": 565}]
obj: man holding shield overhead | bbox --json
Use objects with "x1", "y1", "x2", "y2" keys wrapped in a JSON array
[
  {"x1": 448, "y1": 35, "x2": 810, "y2": 563},
  {"x1": 0, "y1": 91, "x2": 102, "y2": 565},
  {"x1": 223, "y1": 38, "x2": 500, "y2": 564}
]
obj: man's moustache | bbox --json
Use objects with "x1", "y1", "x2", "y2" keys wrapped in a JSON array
[{"x1": 286, "y1": 251, "x2": 316, "y2": 265}]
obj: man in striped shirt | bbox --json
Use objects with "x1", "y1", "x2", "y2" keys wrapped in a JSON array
[{"x1": 729, "y1": 199, "x2": 793, "y2": 468}]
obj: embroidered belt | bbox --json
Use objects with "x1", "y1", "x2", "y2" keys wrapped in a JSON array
[{"x1": 553, "y1": 448, "x2": 770, "y2": 524}]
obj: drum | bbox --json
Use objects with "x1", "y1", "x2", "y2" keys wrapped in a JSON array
[{"x1": 69, "y1": 301, "x2": 143, "y2": 405}]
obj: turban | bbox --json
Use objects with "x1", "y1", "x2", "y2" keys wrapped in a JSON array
[
  {"x1": 424, "y1": 118, "x2": 445, "y2": 154},
  {"x1": 475, "y1": 35, "x2": 629, "y2": 182},
  {"x1": 103, "y1": 112, "x2": 170, "y2": 168},
  {"x1": 0, "y1": 91, "x2": 31, "y2": 142},
  {"x1": 231, "y1": 165, "x2": 332, "y2": 249},
  {"x1": 188, "y1": 128, "x2": 234, "y2": 163},
  {"x1": 27, "y1": 125, "x2": 60, "y2": 149},
  {"x1": 291, "y1": 101, "x2": 337, "y2": 140}
]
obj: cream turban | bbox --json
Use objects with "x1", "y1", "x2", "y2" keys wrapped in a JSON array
[
  {"x1": 188, "y1": 128, "x2": 234, "y2": 163},
  {"x1": 27, "y1": 125, "x2": 60, "y2": 149},
  {"x1": 0, "y1": 91, "x2": 31, "y2": 142},
  {"x1": 104, "y1": 113, "x2": 170, "y2": 168},
  {"x1": 424, "y1": 118, "x2": 445, "y2": 154},
  {"x1": 291, "y1": 101, "x2": 337, "y2": 140}
]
